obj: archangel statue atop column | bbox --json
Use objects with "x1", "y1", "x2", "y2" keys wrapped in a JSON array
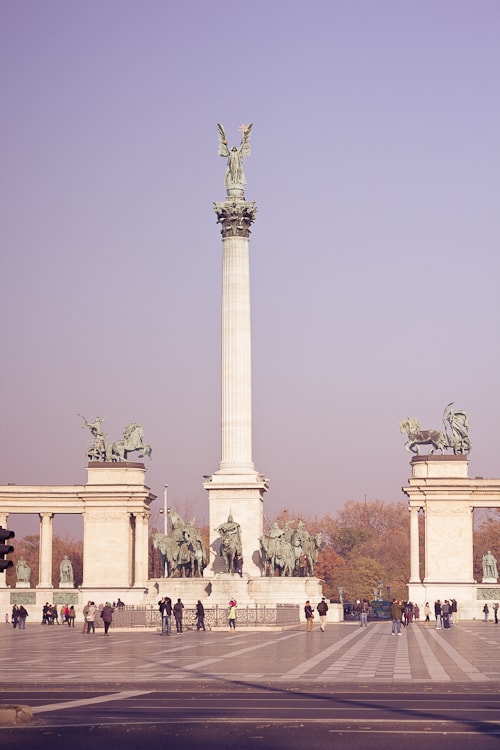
[{"x1": 218, "y1": 123, "x2": 253, "y2": 198}]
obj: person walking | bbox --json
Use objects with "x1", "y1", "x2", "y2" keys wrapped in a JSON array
[
  {"x1": 173, "y1": 598, "x2": 184, "y2": 634},
  {"x1": 18, "y1": 605, "x2": 28, "y2": 629},
  {"x1": 100, "y1": 602, "x2": 114, "y2": 635},
  {"x1": 67, "y1": 605, "x2": 76, "y2": 627},
  {"x1": 317, "y1": 597, "x2": 329, "y2": 631},
  {"x1": 196, "y1": 600, "x2": 206, "y2": 631},
  {"x1": 228, "y1": 599, "x2": 237, "y2": 630},
  {"x1": 158, "y1": 597, "x2": 172, "y2": 635},
  {"x1": 442, "y1": 600, "x2": 451, "y2": 629},
  {"x1": 12, "y1": 605, "x2": 19, "y2": 629},
  {"x1": 434, "y1": 600, "x2": 442, "y2": 630},
  {"x1": 423, "y1": 602, "x2": 431, "y2": 626},
  {"x1": 360, "y1": 599, "x2": 369, "y2": 628},
  {"x1": 305, "y1": 600, "x2": 314, "y2": 632},
  {"x1": 86, "y1": 602, "x2": 97, "y2": 634},
  {"x1": 483, "y1": 603, "x2": 489, "y2": 622},
  {"x1": 493, "y1": 602, "x2": 499, "y2": 624},
  {"x1": 390, "y1": 599, "x2": 403, "y2": 635}
]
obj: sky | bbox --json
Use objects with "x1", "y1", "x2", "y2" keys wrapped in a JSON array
[{"x1": 1, "y1": 1, "x2": 500, "y2": 538}]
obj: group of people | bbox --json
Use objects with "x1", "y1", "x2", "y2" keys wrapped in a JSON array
[
  {"x1": 426, "y1": 599, "x2": 458, "y2": 630},
  {"x1": 158, "y1": 596, "x2": 240, "y2": 633},
  {"x1": 40, "y1": 603, "x2": 76, "y2": 625},
  {"x1": 9, "y1": 604, "x2": 29, "y2": 629},
  {"x1": 82, "y1": 601, "x2": 115, "y2": 634},
  {"x1": 304, "y1": 597, "x2": 329, "y2": 631},
  {"x1": 482, "y1": 602, "x2": 499, "y2": 623},
  {"x1": 158, "y1": 596, "x2": 189, "y2": 634}
]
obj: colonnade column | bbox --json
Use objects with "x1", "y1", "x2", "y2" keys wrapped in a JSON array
[
  {"x1": 409, "y1": 505, "x2": 421, "y2": 583},
  {"x1": 38, "y1": 512, "x2": 54, "y2": 588},
  {"x1": 134, "y1": 512, "x2": 149, "y2": 588},
  {"x1": 0, "y1": 512, "x2": 8, "y2": 588}
]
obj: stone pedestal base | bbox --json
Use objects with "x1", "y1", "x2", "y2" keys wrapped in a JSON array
[
  {"x1": 205, "y1": 475, "x2": 267, "y2": 578},
  {"x1": 147, "y1": 575, "x2": 324, "y2": 619},
  {"x1": 15, "y1": 582, "x2": 30, "y2": 589},
  {"x1": 59, "y1": 582, "x2": 74, "y2": 589}
]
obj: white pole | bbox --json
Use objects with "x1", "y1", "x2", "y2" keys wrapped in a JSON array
[
  {"x1": 163, "y1": 484, "x2": 168, "y2": 578},
  {"x1": 163, "y1": 485, "x2": 168, "y2": 534}
]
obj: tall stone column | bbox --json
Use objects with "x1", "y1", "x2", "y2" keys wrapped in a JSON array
[
  {"x1": 134, "y1": 511, "x2": 149, "y2": 588},
  {"x1": 38, "y1": 512, "x2": 54, "y2": 588},
  {"x1": 205, "y1": 195, "x2": 268, "y2": 578},
  {"x1": 409, "y1": 505, "x2": 421, "y2": 583}
]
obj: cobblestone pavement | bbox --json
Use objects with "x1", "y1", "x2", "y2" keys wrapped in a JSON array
[{"x1": 2, "y1": 620, "x2": 500, "y2": 687}]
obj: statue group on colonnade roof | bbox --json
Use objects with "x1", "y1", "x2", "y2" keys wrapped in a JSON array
[
  {"x1": 399, "y1": 403, "x2": 471, "y2": 456},
  {"x1": 79, "y1": 415, "x2": 152, "y2": 463}
]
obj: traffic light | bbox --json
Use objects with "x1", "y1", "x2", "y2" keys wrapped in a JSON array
[{"x1": 0, "y1": 526, "x2": 15, "y2": 573}]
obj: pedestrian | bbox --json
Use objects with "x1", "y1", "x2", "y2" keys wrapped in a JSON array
[
  {"x1": 158, "y1": 597, "x2": 169, "y2": 635},
  {"x1": 5, "y1": 613, "x2": 9, "y2": 626},
  {"x1": 304, "y1": 600, "x2": 314, "y2": 632},
  {"x1": 442, "y1": 600, "x2": 451, "y2": 629},
  {"x1": 317, "y1": 597, "x2": 329, "y2": 631},
  {"x1": 67, "y1": 605, "x2": 76, "y2": 627},
  {"x1": 483, "y1": 603, "x2": 489, "y2": 622},
  {"x1": 450, "y1": 598, "x2": 458, "y2": 624},
  {"x1": 18, "y1": 605, "x2": 28, "y2": 629},
  {"x1": 60, "y1": 605, "x2": 66, "y2": 625},
  {"x1": 228, "y1": 599, "x2": 237, "y2": 630},
  {"x1": 423, "y1": 602, "x2": 431, "y2": 626},
  {"x1": 86, "y1": 602, "x2": 97, "y2": 634},
  {"x1": 173, "y1": 598, "x2": 184, "y2": 634},
  {"x1": 12, "y1": 605, "x2": 19, "y2": 629},
  {"x1": 359, "y1": 599, "x2": 369, "y2": 628},
  {"x1": 390, "y1": 599, "x2": 403, "y2": 635},
  {"x1": 493, "y1": 603, "x2": 499, "y2": 624},
  {"x1": 434, "y1": 600, "x2": 442, "y2": 630},
  {"x1": 196, "y1": 600, "x2": 206, "y2": 631},
  {"x1": 82, "y1": 601, "x2": 90, "y2": 633},
  {"x1": 100, "y1": 602, "x2": 114, "y2": 635}
]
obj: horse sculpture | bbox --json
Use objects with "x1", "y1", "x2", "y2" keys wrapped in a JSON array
[
  {"x1": 110, "y1": 423, "x2": 152, "y2": 462},
  {"x1": 301, "y1": 533, "x2": 322, "y2": 576},
  {"x1": 153, "y1": 511, "x2": 207, "y2": 578},
  {"x1": 260, "y1": 535, "x2": 295, "y2": 577},
  {"x1": 399, "y1": 417, "x2": 448, "y2": 455}
]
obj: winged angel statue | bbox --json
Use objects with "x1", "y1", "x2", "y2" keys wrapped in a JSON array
[{"x1": 218, "y1": 123, "x2": 253, "y2": 194}]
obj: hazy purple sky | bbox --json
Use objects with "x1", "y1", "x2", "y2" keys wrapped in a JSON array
[{"x1": 2, "y1": 1, "x2": 499, "y2": 537}]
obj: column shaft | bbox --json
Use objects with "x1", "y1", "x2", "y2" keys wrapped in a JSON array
[{"x1": 409, "y1": 505, "x2": 421, "y2": 583}]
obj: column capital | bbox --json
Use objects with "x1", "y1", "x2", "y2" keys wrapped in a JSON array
[{"x1": 214, "y1": 200, "x2": 257, "y2": 239}]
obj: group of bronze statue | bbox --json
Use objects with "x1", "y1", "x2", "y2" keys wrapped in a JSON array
[
  {"x1": 260, "y1": 520, "x2": 321, "y2": 577},
  {"x1": 152, "y1": 509, "x2": 208, "y2": 578},
  {"x1": 400, "y1": 403, "x2": 471, "y2": 455},
  {"x1": 79, "y1": 415, "x2": 152, "y2": 463},
  {"x1": 152, "y1": 509, "x2": 321, "y2": 579}
]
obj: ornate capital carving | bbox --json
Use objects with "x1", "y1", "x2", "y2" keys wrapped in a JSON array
[{"x1": 214, "y1": 200, "x2": 257, "y2": 238}]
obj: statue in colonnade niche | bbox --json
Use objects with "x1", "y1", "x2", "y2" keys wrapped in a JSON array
[
  {"x1": 15, "y1": 557, "x2": 31, "y2": 584},
  {"x1": 482, "y1": 550, "x2": 498, "y2": 580},
  {"x1": 59, "y1": 555, "x2": 74, "y2": 584}
]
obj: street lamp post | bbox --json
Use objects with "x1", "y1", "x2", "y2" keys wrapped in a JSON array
[{"x1": 163, "y1": 485, "x2": 168, "y2": 535}]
